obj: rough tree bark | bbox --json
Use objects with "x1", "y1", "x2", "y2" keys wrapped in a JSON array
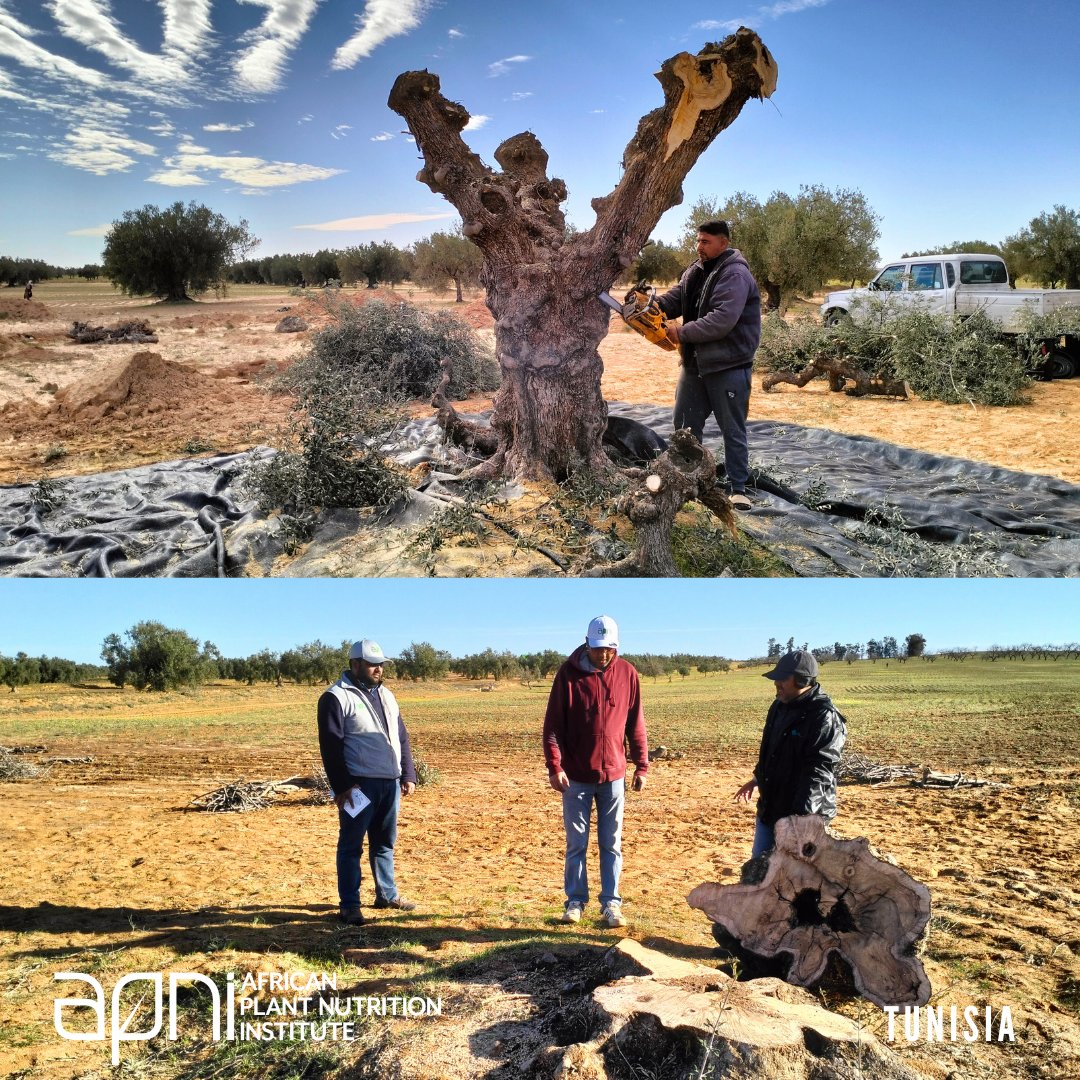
[
  {"x1": 762, "y1": 350, "x2": 911, "y2": 398},
  {"x1": 687, "y1": 815, "x2": 932, "y2": 1008},
  {"x1": 585, "y1": 429, "x2": 736, "y2": 577},
  {"x1": 389, "y1": 29, "x2": 777, "y2": 482}
]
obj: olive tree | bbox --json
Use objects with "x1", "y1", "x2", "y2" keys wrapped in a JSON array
[
  {"x1": 1002, "y1": 205, "x2": 1080, "y2": 289},
  {"x1": 388, "y1": 28, "x2": 777, "y2": 482},
  {"x1": 101, "y1": 621, "x2": 217, "y2": 691},
  {"x1": 340, "y1": 241, "x2": 409, "y2": 289},
  {"x1": 681, "y1": 185, "x2": 880, "y2": 312},
  {"x1": 412, "y1": 231, "x2": 483, "y2": 301},
  {"x1": 103, "y1": 201, "x2": 257, "y2": 302}
]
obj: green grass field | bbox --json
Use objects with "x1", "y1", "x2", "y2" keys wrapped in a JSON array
[{"x1": 3, "y1": 657, "x2": 1076, "y2": 771}]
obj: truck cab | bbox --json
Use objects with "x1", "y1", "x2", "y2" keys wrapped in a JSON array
[
  {"x1": 821, "y1": 255, "x2": 1011, "y2": 325},
  {"x1": 820, "y1": 254, "x2": 1079, "y2": 378}
]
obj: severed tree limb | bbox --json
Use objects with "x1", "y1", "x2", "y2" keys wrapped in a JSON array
[
  {"x1": 586, "y1": 429, "x2": 735, "y2": 577},
  {"x1": 431, "y1": 358, "x2": 499, "y2": 456},
  {"x1": 688, "y1": 815, "x2": 932, "y2": 1008},
  {"x1": 762, "y1": 351, "x2": 911, "y2": 398}
]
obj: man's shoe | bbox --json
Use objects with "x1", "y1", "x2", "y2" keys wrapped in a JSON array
[
  {"x1": 729, "y1": 493, "x2": 753, "y2": 512},
  {"x1": 373, "y1": 896, "x2": 417, "y2": 911},
  {"x1": 601, "y1": 903, "x2": 627, "y2": 928},
  {"x1": 338, "y1": 906, "x2": 366, "y2": 926},
  {"x1": 561, "y1": 902, "x2": 584, "y2": 924}
]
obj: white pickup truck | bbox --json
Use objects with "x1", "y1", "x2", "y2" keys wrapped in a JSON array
[{"x1": 820, "y1": 254, "x2": 1080, "y2": 378}]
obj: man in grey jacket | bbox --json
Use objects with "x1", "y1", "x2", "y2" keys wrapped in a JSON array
[
  {"x1": 317, "y1": 639, "x2": 418, "y2": 925},
  {"x1": 656, "y1": 220, "x2": 761, "y2": 511}
]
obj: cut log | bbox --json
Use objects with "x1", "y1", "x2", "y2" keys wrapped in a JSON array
[
  {"x1": 762, "y1": 350, "x2": 910, "y2": 398},
  {"x1": 687, "y1": 815, "x2": 931, "y2": 1007},
  {"x1": 585, "y1": 428, "x2": 735, "y2": 577}
]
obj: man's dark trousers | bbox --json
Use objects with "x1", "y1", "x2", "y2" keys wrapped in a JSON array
[
  {"x1": 335, "y1": 776, "x2": 400, "y2": 907},
  {"x1": 673, "y1": 364, "x2": 752, "y2": 492}
]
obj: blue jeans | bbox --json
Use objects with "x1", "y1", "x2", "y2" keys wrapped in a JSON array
[
  {"x1": 562, "y1": 779, "x2": 625, "y2": 908},
  {"x1": 752, "y1": 818, "x2": 775, "y2": 859},
  {"x1": 336, "y1": 777, "x2": 401, "y2": 907},
  {"x1": 673, "y1": 364, "x2": 752, "y2": 492}
]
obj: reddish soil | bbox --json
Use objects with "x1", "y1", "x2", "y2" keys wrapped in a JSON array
[{"x1": 1, "y1": 286, "x2": 1077, "y2": 487}]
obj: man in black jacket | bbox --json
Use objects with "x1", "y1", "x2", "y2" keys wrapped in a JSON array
[
  {"x1": 656, "y1": 220, "x2": 761, "y2": 512},
  {"x1": 734, "y1": 650, "x2": 846, "y2": 857}
]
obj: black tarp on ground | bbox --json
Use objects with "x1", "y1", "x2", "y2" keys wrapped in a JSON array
[{"x1": 0, "y1": 408, "x2": 1077, "y2": 577}]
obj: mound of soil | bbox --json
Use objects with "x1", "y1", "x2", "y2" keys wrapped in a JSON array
[
  {"x1": 457, "y1": 298, "x2": 495, "y2": 328},
  {"x1": 52, "y1": 350, "x2": 204, "y2": 424},
  {"x1": 0, "y1": 297, "x2": 50, "y2": 322}
]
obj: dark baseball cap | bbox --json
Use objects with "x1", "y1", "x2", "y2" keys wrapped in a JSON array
[{"x1": 762, "y1": 649, "x2": 819, "y2": 681}]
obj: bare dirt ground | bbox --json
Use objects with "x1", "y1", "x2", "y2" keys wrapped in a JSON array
[
  {"x1": 1, "y1": 672, "x2": 1078, "y2": 1079},
  {"x1": 1, "y1": 283, "x2": 1077, "y2": 487}
]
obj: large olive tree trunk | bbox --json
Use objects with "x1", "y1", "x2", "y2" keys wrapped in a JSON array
[{"x1": 389, "y1": 28, "x2": 777, "y2": 481}]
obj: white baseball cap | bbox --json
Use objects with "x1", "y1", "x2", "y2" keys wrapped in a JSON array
[
  {"x1": 348, "y1": 639, "x2": 392, "y2": 664},
  {"x1": 586, "y1": 615, "x2": 619, "y2": 649}
]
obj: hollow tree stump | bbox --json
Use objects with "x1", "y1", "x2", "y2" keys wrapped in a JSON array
[
  {"x1": 687, "y1": 814, "x2": 931, "y2": 1007},
  {"x1": 585, "y1": 428, "x2": 735, "y2": 577},
  {"x1": 762, "y1": 351, "x2": 910, "y2": 398}
]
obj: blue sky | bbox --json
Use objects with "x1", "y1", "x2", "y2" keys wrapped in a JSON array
[
  {"x1": 0, "y1": 579, "x2": 1075, "y2": 663},
  {"x1": 2, "y1": 0, "x2": 1077, "y2": 268}
]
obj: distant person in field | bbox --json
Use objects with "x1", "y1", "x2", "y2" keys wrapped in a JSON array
[
  {"x1": 317, "y1": 639, "x2": 417, "y2": 925},
  {"x1": 543, "y1": 615, "x2": 649, "y2": 928},
  {"x1": 734, "y1": 650, "x2": 846, "y2": 857},
  {"x1": 23, "y1": 281, "x2": 32, "y2": 301},
  {"x1": 655, "y1": 220, "x2": 761, "y2": 513}
]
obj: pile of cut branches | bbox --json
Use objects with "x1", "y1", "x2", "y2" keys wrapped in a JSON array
[
  {"x1": 191, "y1": 774, "x2": 327, "y2": 812},
  {"x1": 837, "y1": 750, "x2": 922, "y2": 785},
  {"x1": 0, "y1": 751, "x2": 44, "y2": 780},
  {"x1": 838, "y1": 750, "x2": 1005, "y2": 789},
  {"x1": 68, "y1": 319, "x2": 158, "y2": 344}
]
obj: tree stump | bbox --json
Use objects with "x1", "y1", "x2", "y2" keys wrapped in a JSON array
[
  {"x1": 585, "y1": 429, "x2": 735, "y2": 577},
  {"x1": 687, "y1": 815, "x2": 931, "y2": 1007},
  {"x1": 762, "y1": 351, "x2": 910, "y2": 398},
  {"x1": 572, "y1": 940, "x2": 925, "y2": 1080}
]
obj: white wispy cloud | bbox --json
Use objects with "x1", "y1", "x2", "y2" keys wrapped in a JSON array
[
  {"x1": 203, "y1": 121, "x2": 254, "y2": 133},
  {"x1": 233, "y1": 0, "x2": 321, "y2": 94},
  {"x1": 370, "y1": 131, "x2": 395, "y2": 142},
  {"x1": 148, "y1": 120, "x2": 177, "y2": 137},
  {"x1": 0, "y1": 8, "x2": 111, "y2": 89},
  {"x1": 332, "y1": 0, "x2": 428, "y2": 69},
  {"x1": 294, "y1": 211, "x2": 454, "y2": 231},
  {"x1": 148, "y1": 136, "x2": 343, "y2": 188},
  {"x1": 509, "y1": 90, "x2": 533, "y2": 101},
  {"x1": 448, "y1": 27, "x2": 463, "y2": 39},
  {"x1": 67, "y1": 223, "x2": 112, "y2": 236},
  {"x1": 47, "y1": 126, "x2": 158, "y2": 175},
  {"x1": 298, "y1": 113, "x2": 314, "y2": 124},
  {"x1": 463, "y1": 114, "x2": 489, "y2": 131},
  {"x1": 46, "y1": 0, "x2": 212, "y2": 86},
  {"x1": 488, "y1": 54, "x2": 530, "y2": 78},
  {"x1": 695, "y1": 0, "x2": 831, "y2": 34}
]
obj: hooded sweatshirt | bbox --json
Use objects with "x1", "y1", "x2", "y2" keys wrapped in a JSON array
[
  {"x1": 657, "y1": 247, "x2": 762, "y2": 376},
  {"x1": 543, "y1": 646, "x2": 649, "y2": 784}
]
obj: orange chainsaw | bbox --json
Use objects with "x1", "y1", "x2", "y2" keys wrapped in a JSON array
[{"x1": 599, "y1": 283, "x2": 678, "y2": 351}]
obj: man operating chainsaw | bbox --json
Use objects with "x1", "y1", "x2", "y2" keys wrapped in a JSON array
[{"x1": 655, "y1": 221, "x2": 761, "y2": 512}]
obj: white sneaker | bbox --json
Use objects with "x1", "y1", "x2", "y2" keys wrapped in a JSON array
[
  {"x1": 601, "y1": 903, "x2": 627, "y2": 928},
  {"x1": 561, "y1": 902, "x2": 584, "y2": 924}
]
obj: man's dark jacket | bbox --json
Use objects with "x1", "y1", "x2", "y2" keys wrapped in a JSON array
[
  {"x1": 753, "y1": 683, "x2": 846, "y2": 826},
  {"x1": 656, "y1": 248, "x2": 761, "y2": 376}
]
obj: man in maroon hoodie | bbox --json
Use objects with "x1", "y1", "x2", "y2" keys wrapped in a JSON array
[{"x1": 543, "y1": 615, "x2": 649, "y2": 928}]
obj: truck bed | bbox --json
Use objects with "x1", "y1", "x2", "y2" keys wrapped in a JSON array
[{"x1": 954, "y1": 286, "x2": 1080, "y2": 332}]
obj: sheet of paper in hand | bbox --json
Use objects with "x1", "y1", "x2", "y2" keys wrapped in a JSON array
[{"x1": 344, "y1": 787, "x2": 371, "y2": 818}]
